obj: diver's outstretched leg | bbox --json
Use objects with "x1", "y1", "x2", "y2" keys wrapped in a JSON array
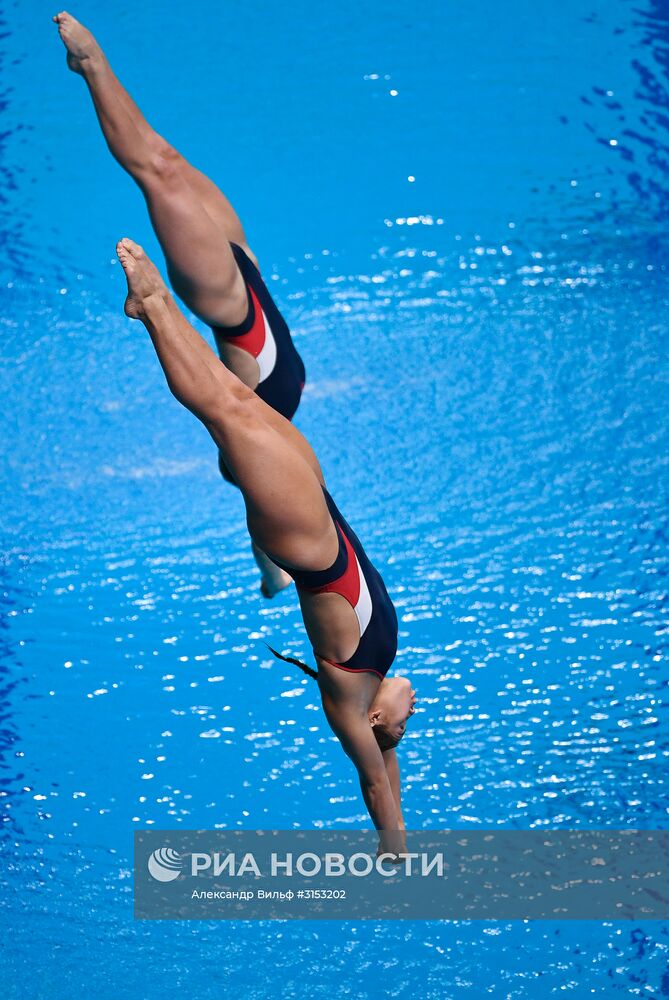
[
  {"x1": 54, "y1": 11, "x2": 251, "y2": 328},
  {"x1": 115, "y1": 239, "x2": 344, "y2": 589},
  {"x1": 116, "y1": 237, "x2": 323, "y2": 483}
]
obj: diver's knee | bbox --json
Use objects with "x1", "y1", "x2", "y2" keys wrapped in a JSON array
[
  {"x1": 144, "y1": 146, "x2": 183, "y2": 187},
  {"x1": 148, "y1": 135, "x2": 180, "y2": 161}
]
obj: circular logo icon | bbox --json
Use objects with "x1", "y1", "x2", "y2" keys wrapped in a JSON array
[{"x1": 147, "y1": 847, "x2": 184, "y2": 882}]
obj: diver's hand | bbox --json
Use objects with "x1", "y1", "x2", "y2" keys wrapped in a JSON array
[
  {"x1": 376, "y1": 849, "x2": 405, "y2": 868},
  {"x1": 377, "y1": 830, "x2": 407, "y2": 862}
]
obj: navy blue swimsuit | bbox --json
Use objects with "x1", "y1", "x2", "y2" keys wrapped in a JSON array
[
  {"x1": 271, "y1": 489, "x2": 398, "y2": 679},
  {"x1": 211, "y1": 243, "x2": 305, "y2": 481}
]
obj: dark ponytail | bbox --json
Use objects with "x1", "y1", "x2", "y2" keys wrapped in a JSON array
[{"x1": 266, "y1": 644, "x2": 318, "y2": 680}]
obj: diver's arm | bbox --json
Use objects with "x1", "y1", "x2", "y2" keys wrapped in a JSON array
[
  {"x1": 321, "y1": 699, "x2": 405, "y2": 854},
  {"x1": 383, "y1": 748, "x2": 405, "y2": 830}
]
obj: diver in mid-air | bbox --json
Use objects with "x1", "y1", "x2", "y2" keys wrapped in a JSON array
[
  {"x1": 113, "y1": 234, "x2": 415, "y2": 853},
  {"x1": 54, "y1": 10, "x2": 305, "y2": 598}
]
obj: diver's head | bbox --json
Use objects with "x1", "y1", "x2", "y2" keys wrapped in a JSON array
[{"x1": 368, "y1": 676, "x2": 416, "y2": 750}]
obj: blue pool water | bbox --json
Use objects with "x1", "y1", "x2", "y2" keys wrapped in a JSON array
[{"x1": 2, "y1": 0, "x2": 669, "y2": 994}]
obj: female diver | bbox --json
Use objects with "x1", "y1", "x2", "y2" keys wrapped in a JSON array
[
  {"x1": 114, "y1": 236, "x2": 415, "y2": 854},
  {"x1": 54, "y1": 11, "x2": 305, "y2": 598}
]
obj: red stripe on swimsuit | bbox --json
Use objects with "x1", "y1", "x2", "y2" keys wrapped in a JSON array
[
  {"x1": 297, "y1": 526, "x2": 362, "y2": 608},
  {"x1": 218, "y1": 283, "x2": 267, "y2": 358}
]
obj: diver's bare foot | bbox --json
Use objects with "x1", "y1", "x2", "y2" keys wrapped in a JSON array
[
  {"x1": 53, "y1": 11, "x2": 103, "y2": 75},
  {"x1": 116, "y1": 238, "x2": 168, "y2": 319},
  {"x1": 260, "y1": 568, "x2": 293, "y2": 600}
]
